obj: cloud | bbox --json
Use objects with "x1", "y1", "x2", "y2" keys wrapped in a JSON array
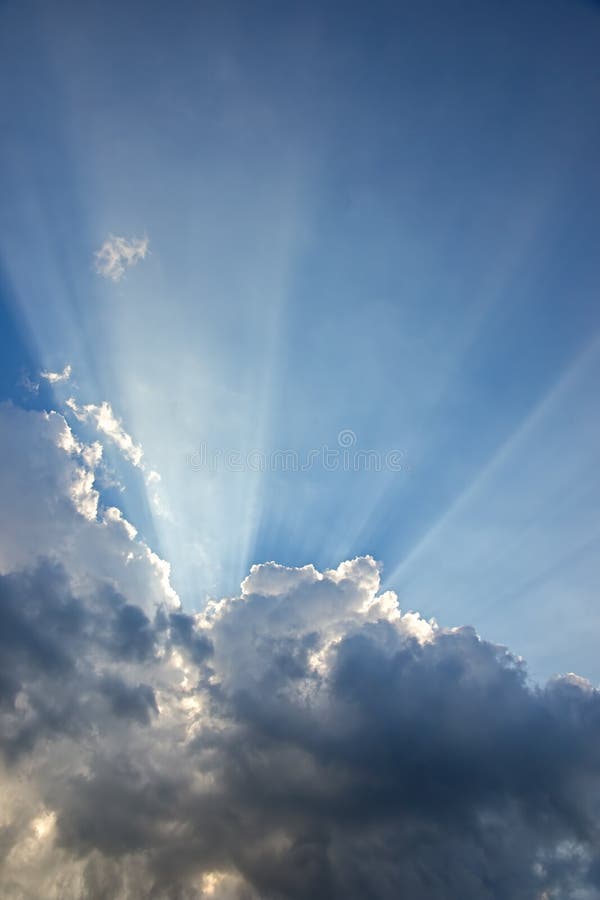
[
  {"x1": 66, "y1": 397, "x2": 144, "y2": 468},
  {"x1": 0, "y1": 401, "x2": 178, "y2": 609},
  {"x1": 40, "y1": 363, "x2": 72, "y2": 384},
  {"x1": 65, "y1": 395, "x2": 167, "y2": 516},
  {"x1": 18, "y1": 372, "x2": 39, "y2": 394},
  {"x1": 94, "y1": 234, "x2": 149, "y2": 282},
  {"x1": 2, "y1": 401, "x2": 600, "y2": 898}
]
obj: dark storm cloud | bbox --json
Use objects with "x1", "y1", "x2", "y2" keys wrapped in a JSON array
[
  {"x1": 4, "y1": 555, "x2": 600, "y2": 899},
  {"x1": 167, "y1": 610, "x2": 214, "y2": 666},
  {"x1": 184, "y1": 617, "x2": 600, "y2": 900},
  {"x1": 98, "y1": 676, "x2": 158, "y2": 724},
  {"x1": 0, "y1": 562, "x2": 168, "y2": 761}
]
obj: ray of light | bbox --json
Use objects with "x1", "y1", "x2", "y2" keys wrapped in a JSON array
[{"x1": 383, "y1": 333, "x2": 600, "y2": 591}]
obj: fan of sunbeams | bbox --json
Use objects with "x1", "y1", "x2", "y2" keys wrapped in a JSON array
[{"x1": 1, "y1": 0, "x2": 600, "y2": 688}]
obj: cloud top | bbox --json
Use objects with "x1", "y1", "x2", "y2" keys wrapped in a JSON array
[{"x1": 94, "y1": 234, "x2": 149, "y2": 281}]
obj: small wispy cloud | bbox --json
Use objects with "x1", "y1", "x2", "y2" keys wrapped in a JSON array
[
  {"x1": 94, "y1": 234, "x2": 149, "y2": 282},
  {"x1": 19, "y1": 372, "x2": 39, "y2": 394},
  {"x1": 40, "y1": 364, "x2": 72, "y2": 384}
]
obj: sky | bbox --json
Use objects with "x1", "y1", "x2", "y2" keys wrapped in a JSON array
[{"x1": 1, "y1": 0, "x2": 600, "y2": 897}]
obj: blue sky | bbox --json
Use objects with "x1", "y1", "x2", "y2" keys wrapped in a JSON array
[{"x1": 2, "y1": 0, "x2": 600, "y2": 683}]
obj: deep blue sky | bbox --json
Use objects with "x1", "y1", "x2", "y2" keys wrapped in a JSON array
[{"x1": 1, "y1": 0, "x2": 600, "y2": 680}]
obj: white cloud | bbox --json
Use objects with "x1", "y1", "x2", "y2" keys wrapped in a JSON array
[
  {"x1": 0, "y1": 401, "x2": 179, "y2": 613},
  {"x1": 94, "y1": 234, "x2": 149, "y2": 282},
  {"x1": 40, "y1": 364, "x2": 72, "y2": 384},
  {"x1": 65, "y1": 396, "x2": 168, "y2": 516},
  {"x1": 66, "y1": 397, "x2": 144, "y2": 468}
]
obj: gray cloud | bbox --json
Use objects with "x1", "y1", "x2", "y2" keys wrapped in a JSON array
[{"x1": 1, "y1": 406, "x2": 600, "y2": 899}]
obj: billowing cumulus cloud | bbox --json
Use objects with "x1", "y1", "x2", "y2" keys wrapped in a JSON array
[
  {"x1": 2, "y1": 401, "x2": 600, "y2": 898},
  {"x1": 94, "y1": 234, "x2": 149, "y2": 281}
]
